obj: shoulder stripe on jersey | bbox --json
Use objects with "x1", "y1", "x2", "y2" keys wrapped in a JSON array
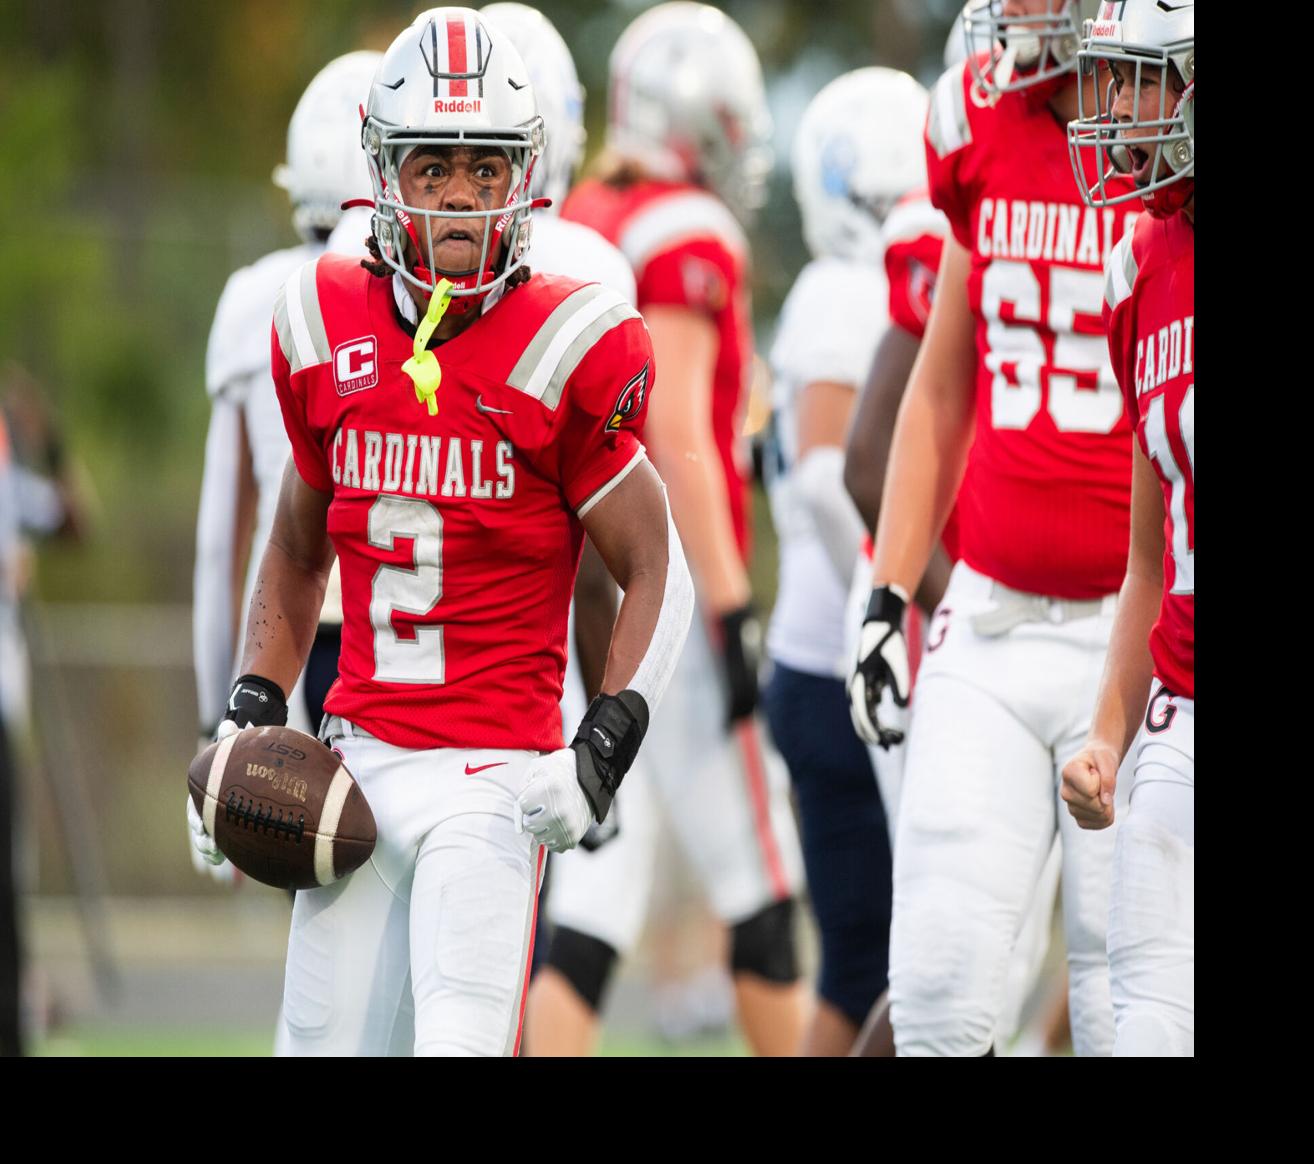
[
  {"x1": 578, "y1": 448, "x2": 646, "y2": 518},
  {"x1": 927, "y1": 67, "x2": 971, "y2": 160},
  {"x1": 881, "y1": 198, "x2": 947, "y2": 248},
  {"x1": 507, "y1": 285, "x2": 641, "y2": 410},
  {"x1": 617, "y1": 191, "x2": 747, "y2": 271},
  {"x1": 1104, "y1": 231, "x2": 1138, "y2": 311},
  {"x1": 275, "y1": 261, "x2": 331, "y2": 374}
]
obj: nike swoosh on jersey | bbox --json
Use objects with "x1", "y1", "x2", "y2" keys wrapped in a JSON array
[
  {"x1": 475, "y1": 395, "x2": 513, "y2": 415},
  {"x1": 465, "y1": 761, "x2": 508, "y2": 775}
]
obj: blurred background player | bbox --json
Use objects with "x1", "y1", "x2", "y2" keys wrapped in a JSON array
[
  {"x1": 474, "y1": 0, "x2": 638, "y2": 982},
  {"x1": 530, "y1": 1, "x2": 806, "y2": 1057},
  {"x1": 760, "y1": 67, "x2": 927, "y2": 1056},
  {"x1": 193, "y1": 50, "x2": 381, "y2": 824},
  {"x1": 848, "y1": 0, "x2": 1140, "y2": 1056},
  {"x1": 1062, "y1": 0, "x2": 1194, "y2": 1055}
]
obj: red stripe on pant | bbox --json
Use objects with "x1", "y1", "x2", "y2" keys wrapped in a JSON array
[
  {"x1": 447, "y1": 15, "x2": 468, "y2": 96},
  {"x1": 512, "y1": 844, "x2": 547, "y2": 1056},
  {"x1": 734, "y1": 721, "x2": 790, "y2": 901}
]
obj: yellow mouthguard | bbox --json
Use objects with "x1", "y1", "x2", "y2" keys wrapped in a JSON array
[{"x1": 401, "y1": 278, "x2": 454, "y2": 417}]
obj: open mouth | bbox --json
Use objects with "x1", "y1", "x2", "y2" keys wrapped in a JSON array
[
  {"x1": 438, "y1": 229, "x2": 476, "y2": 245},
  {"x1": 1129, "y1": 145, "x2": 1154, "y2": 186}
]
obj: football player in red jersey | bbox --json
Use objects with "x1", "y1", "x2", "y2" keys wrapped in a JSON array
[
  {"x1": 528, "y1": 2, "x2": 806, "y2": 1056},
  {"x1": 186, "y1": 8, "x2": 693, "y2": 1057},
  {"x1": 848, "y1": 0, "x2": 1140, "y2": 1056},
  {"x1": 1061, "y1": 0, "x2": 1194, "y2": 1056}
]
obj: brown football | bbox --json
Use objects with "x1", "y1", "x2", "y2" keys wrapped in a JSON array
[{"x1": 187, "y1": 726, "x2": 376, "y2": 891}]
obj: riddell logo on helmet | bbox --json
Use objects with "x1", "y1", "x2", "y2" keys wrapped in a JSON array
[
  {"x1": 434, "y1": 98, "x2": 483, "y2": 113},
  {"x1": 334, "y1": 337, "x2": 379, "y2": 396}
]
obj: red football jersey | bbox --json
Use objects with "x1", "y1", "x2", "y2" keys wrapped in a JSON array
[
  {"x1": 271, "y1": 256, "x2": 653, "y2": 751},
  {"x1": 925, "y1": 62, "x2": 1140, "y2": 598},
  {"x1": 882, "y1": 189, "x2": 946, "y2": 342},
  {"x1": 879, "y1": 188, "x2": 971, "y2": 563},
  {"x1": 1104, "y1": 212, "x2": 1194, "y2": 699},
  {"x1": 562, "y1": 178, "x2": 754, "y2": 561}
]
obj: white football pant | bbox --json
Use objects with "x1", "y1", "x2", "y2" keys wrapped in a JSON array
[
  {"x1": 889, "y1": 562, "x2": 1127, "y2": 1057},
  {"x1": 843, "y1": 552, "x2": 1061, "y2": 1046},
  {"x1": 277, "y1": 718, "x2": 544, "y2": 1057},
  {"x1": 547, "y1": 612, "x2": 803, "y2": 954},
  {"x1": 1110, "y1": 685, "x2": 1194, "y2": 1056}
]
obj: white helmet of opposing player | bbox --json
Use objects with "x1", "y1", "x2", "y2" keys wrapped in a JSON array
[
  {"x1": 480, "y1": 3, "x2": 584, "y2": 213},
  {"x1": 607, "y1": 1, "x2": 773, "y2": 222},
  {"x1": 962, "y1": 0, "x2": 1102, "y2": 99},
  {"x1": 1067, "y1": 0, "x2": 1193, "y2": 216},
  {"x1": 364, "y1": 7, "x2": 544, "y2": 301},
  {"x1": 274, "y1": 51, "x2": 383, "y2": 242},
  {"x1": 792, "y1": 68, "x2": 930, "y2": 265}
]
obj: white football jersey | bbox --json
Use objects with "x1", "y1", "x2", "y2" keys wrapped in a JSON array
[
  {"x1": 529, "y1": 214, "x2": 637, "y2": 307},
  {"x1": 766, "y1": 255, "x2": 888, "y2": 678}
]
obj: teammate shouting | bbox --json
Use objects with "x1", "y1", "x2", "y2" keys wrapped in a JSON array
[{"x1": 1062, "y1": 0, "x2": 1194, "y2": 1056}]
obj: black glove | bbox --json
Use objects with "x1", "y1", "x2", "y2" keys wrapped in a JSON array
[
  {"x1": 715, "y1": 604, "x2": 762, "y2": 727},
  {"x1": 570, "y1": 690, "x2": 649, "y2": 824},
  {"x1": 847, "y1": 586, "x2": 911, "y2": 750},
  {"x1": 224, "y1": 674, "x2": 289, "y2": 730}
]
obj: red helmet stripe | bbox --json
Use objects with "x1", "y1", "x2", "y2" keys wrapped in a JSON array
[{"x1": 447, "y1": 14, "x2": 469, "y2": 97}]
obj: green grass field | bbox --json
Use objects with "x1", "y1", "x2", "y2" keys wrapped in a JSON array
[{"x1": 33, "y1": 1028, "x2": 749, "y2": 1058}]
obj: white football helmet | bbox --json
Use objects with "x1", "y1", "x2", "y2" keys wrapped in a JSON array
[
  {"x1": 1067, "y1": 0, "x2": 1193, "y2": 217},
  {"x1": 962, "y1": 0, "x2": 1102, "y2": 99},
  {"x1": 480, "y1": 3, "x2": 584, "y2": 213},
  {"x1": 364, "y1": 7, "x2": 543, "y2": 303},
  {"x1": 792, "y1": 68, "x2": 930, "y2": 265},
  {"x1": 274, "y1": 51, "x2": 383, "y2": 242},
  {"x1": 607, "y1": 2, "x2": 773, "y2": 221},
  {"x1": 944, "y1": 3, "x2": 971, "y2": 70}
]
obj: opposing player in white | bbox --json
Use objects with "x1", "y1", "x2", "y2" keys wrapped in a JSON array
[
  {"x1": 193, "y1": 51, "x2": 379, "y2": 782},
  {"x1": 761, "y1": 68, "x2": 926, "y2": 1056},
  {"x1": 531, "y1": 3, "x2": 807, "y2": 1056}
]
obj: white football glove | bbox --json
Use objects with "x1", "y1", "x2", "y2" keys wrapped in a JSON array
[
  {"x1": 516, "y1": 749, "x2": 594, "y2": 854},
  {"x1": 848, "y1": 585, "x2": 912, "y2": 749},
  {"x1": 186, "y1": 720, "x2": 240, "y2": 881}
]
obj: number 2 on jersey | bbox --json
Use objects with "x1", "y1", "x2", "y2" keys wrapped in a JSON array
[{"x1": 368, "y1": 495, "x2": 445, "y2": 683}]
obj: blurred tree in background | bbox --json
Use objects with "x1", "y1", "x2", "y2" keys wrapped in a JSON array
[{"x1": 0, "y1": 0, "x2": 959, "y2": 607}]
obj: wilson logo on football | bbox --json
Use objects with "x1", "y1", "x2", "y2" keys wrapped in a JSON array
[
  {"x1": 607, "y1": 363, "x2": 650, "y2": 433},
  {"x1": 334, "y1": 337, "x2": 379, "y2": 396}
]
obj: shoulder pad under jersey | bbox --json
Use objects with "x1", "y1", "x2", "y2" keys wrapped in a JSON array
[{"x1": 207, "y1": 243, "x2": 320, "y2": 400}]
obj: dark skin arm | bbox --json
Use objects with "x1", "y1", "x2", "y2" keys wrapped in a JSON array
[
  {"x1": 572, "y1": 538, "x2": 619, "y2": 702},
  {"x1": 844, "y1": 323, "x2": 954, "y2": 615},
  {"x1": 579, "y1": 459, "x2": 674, "y2": 696},
  {"x1": 238, "y1": 458, "x2": 335, "y2": 694},
  {"x1": 229, "y1": 408, "x2": 259, "y2": 653}
]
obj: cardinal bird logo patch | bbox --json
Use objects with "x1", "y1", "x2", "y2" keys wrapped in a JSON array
[{"x1": 607, "y1": 363, "x2": 650, "y2": 432}]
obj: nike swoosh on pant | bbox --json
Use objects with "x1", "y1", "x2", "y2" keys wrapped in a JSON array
[{"x1": 465, "y1": 762, "x2": 508, "y2": 775}]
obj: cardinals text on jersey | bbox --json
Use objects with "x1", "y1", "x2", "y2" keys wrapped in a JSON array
[
  {"x1": 272, "y1": 257, "x2": 653, "y2": 751},
  {"x1": 926, "y1": 60, "x2": 1140, "y2": 599},
  {"x1": 1104, "y1": 212, "x2": 1194, "y2": 699}
]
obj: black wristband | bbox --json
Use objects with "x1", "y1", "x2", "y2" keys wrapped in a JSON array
[
  {"x1": 717, "y1": 603, "x2": 762, "y2": 725},
  {"x1": 864, "y1": 585, "x2": 907, "y2": 627},
  {"x1": 570, "y1": 690, "x2": 649, "y2": 824},
  {"x1": 225, "y1": 674, "x2": 289, "y2": 730}
]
